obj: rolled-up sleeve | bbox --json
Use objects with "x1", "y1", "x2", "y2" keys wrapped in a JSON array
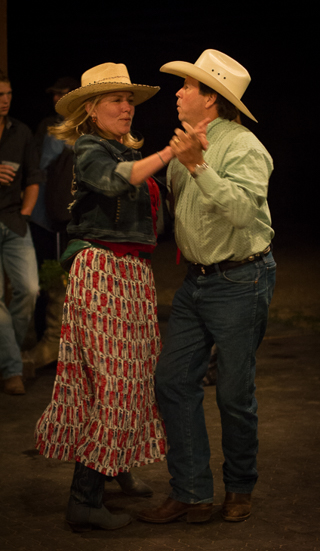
[{"x1": 75, "y1": 136, "x2": 137, "y2": 198}]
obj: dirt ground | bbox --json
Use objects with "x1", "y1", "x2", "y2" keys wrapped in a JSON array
[{"x1": 1, "y1": 223, "x2": 319, "y2": 551}]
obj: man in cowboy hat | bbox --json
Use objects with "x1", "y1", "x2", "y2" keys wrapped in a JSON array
[
  {"x1": 35, "y1": 76, "x2": 80, "y2": 151},
  {"x1": 138, "y1": 49, "x2": 276, "y2": 524}
]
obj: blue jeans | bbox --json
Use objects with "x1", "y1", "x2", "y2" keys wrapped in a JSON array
[
  {"x1": 155, "y1": 252, "x2": 276, "y2": 504},
  {"x1": 0, "y1": 222, "x2": 39, "y2": 379}
]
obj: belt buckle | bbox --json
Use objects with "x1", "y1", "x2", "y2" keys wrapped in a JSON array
[
  {"x1": 192, "y1": 262, "x2": 206, "y2": 275},
  {"x1": 248, "y1": 245, "x2": 271, "y2": 262}
]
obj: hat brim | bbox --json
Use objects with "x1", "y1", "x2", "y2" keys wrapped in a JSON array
[
  {"x1": 55, "y1": 82, "x2": 160, "y2": 117},
  {"x1": 160, "y1": 61, "x2": 257, "y2": 122}
]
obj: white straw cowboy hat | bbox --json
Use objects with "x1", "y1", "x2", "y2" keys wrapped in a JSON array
[
  {"x1": 160, "y1": 49, "x2": 257, "y2": 122},
  {"x1": 56, "y1": 62, "x2": 160, "y2": 117}
]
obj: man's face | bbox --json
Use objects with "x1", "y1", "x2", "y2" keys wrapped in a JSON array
[
  {"x1": 53, "y1": 88, "x2": 71, "y2": 106},
  {"x1": 176, "y1": 76, "x2": 207, "y2": 127},
  {"x1": 0, "y1": 82, "x2": 12, "y2": 118}
]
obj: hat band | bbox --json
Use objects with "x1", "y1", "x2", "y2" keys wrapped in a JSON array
[{"x1": 85, "y1": 76, "x2": 132, "y2": 86}]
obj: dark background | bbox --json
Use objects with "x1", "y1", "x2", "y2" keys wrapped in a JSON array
[{"x1": 5, "y1": 3, "x2": 316, "y2": 242}]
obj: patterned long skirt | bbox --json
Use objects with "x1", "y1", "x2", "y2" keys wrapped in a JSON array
[{"x1": 35, "y1": 247, "x2": 167, "y2": 475}]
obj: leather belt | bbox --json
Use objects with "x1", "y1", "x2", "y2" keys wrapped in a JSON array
[{"x1": 189, "y1": 245, "x2": 272, "y2": 276}]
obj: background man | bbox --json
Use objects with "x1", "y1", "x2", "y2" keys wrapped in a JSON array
[
  {"x1": 34, "y1": 76, "x2": 80, "y2": 153},
  {"x1": 0, "y1": 70, "x2": 41, "y2": 395},
  {"x1": 138, "y1": 49, "x2": 276, "y2": 524},
  {"x1": 22, "y1": 77, "x2": 79, "y2": 378}
]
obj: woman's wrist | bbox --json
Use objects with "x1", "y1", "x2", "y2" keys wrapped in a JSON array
[
  {"x1": 130, "y1": 146, "x2": 174, "y2": 186},
  {"x1": 156, "y1": 151, "x2": 167, "y2": 167},
  {"x1": 158, "y1": 146, "x2": 174, "y2": 165}
]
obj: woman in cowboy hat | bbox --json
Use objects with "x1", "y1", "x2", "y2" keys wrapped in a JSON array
[{"x1": 34, "y1": 62, "x2": 173, "y2": 532}]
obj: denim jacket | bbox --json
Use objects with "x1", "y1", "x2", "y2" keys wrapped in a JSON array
[{"x1": 67, "y1": 134, "x2": 156, "y2": 245}]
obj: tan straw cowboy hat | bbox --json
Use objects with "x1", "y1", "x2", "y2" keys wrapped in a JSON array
[
  {"x1": 55, "y1": 63, "x2": 160, "y2": 117},
  {"x1": 160, "y1": 49, "x2": 257, "y2": 122}
]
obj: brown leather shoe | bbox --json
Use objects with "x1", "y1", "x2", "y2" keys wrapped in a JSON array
[
  {"x1": 4, "y1": 375, "x2": 26, "y2": 395},
  {"x1": 221, "y1": 492, "x2": 251, "y2": 522},
  {"x1": 138, "y1": 496, "x2": 213, "y2": 524}
]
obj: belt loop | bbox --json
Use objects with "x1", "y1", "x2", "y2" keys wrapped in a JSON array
[{"x1": 214, "y1": 263, "x2": 221, "y2": 275}]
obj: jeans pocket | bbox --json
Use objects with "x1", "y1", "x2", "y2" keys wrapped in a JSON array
[
  {"x1": 222, "y1": 263, "x2": 258, "y2": 285},
  {"x1": 262, "y1": 252, "x2": 277, "y2": 269}
]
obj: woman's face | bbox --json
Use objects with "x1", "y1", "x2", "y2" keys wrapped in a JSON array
[{"x1": 87, "y1": 91, "x2": 135, "y2": 141}]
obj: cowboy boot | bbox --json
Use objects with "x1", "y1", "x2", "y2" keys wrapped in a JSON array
[
  {"x1": 221, "y1": 492, "x2": 252, "y2": 522},
  {"x1": 114, "y1": 471, "x2": 153, "y2": 497},
  {"x1": 138, "y1": 496, "x2": 213, "y2": 524},
  {"x1": 22, "y1": 282, "x2": 66, "y2": 377},
  {"x1": 3, "y1": 375, "x2": 26, "y2": 395},
  {"x1": 66, "y1": 462, "x2": 132, "y2": 532}
]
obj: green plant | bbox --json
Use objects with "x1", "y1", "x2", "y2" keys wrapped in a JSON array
[{"x1": 39, "y1": 260, "x2": 68, "y2": 291}]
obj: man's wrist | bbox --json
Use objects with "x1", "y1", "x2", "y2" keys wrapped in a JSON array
[{"x1": 190, "y1": 161, "x2": 209, "y2": 178}]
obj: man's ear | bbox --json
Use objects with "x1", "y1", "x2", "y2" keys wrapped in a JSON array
[{"x1": 205, "y1": 93, "x2": 217, "y2": 109}]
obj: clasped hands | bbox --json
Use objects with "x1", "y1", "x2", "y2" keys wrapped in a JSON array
[{"x1": 169, "y1": 118, "x2": 210, "y2": 173}]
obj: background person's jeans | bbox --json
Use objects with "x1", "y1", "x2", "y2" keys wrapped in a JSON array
[
  {"x1": 0, "y1": 222, "x2": 39, "y2": 379},
  {"x1": 155, "y1": 252, "x2": 276, "y2": 504}
]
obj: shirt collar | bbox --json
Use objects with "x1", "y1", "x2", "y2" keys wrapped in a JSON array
[
  {"x1": 107, "y1": 138, "x2": 130, "y2": 153},
  {"x1": 4, "y1": 116, "x2": 13, "y2": 130}
]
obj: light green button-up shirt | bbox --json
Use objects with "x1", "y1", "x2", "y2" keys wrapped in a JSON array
[{"x1": 167, "y1": 118, "x2": 274, "y2": 264}]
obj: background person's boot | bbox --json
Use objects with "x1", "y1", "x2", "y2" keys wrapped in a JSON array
[
  {"x1": 22, "y1": 282, "x2": 66, "y2": 377},
  {"x1": 4, "y1": 375, "x2": 26, "y2": 395}
]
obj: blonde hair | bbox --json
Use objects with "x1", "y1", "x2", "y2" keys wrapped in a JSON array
[{"x1": 48, "y1": 94, "x2": 144, "y2": 149}]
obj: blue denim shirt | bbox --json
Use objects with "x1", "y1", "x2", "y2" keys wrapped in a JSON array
[{"x1": 67, "y1": 134, "x2": 156, "y2": 245}]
